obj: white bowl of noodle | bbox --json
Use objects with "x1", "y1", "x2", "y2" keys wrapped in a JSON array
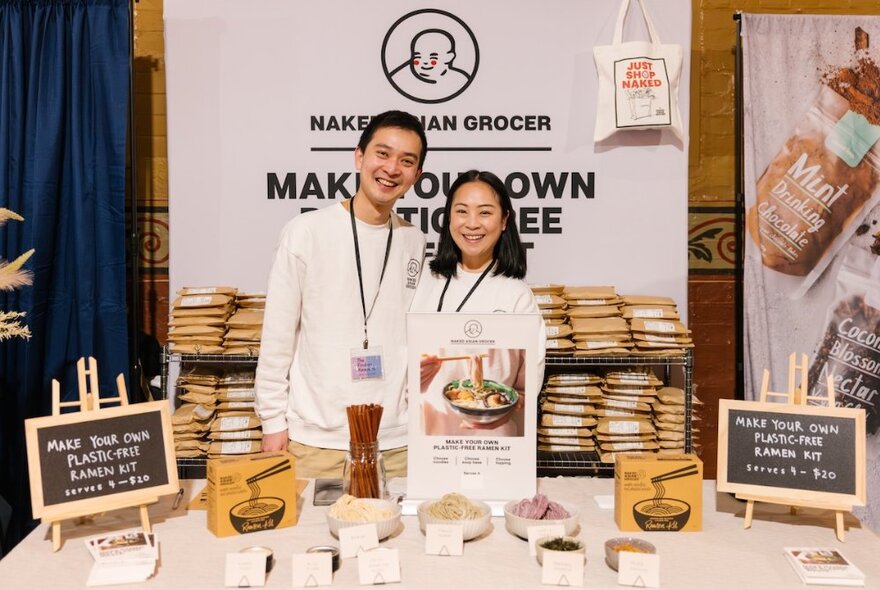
[
  {"x1": 326, "y1": 495, "x2": 402, "y2": 540},
  {"x1": 417, "y1": 493, "x2": 492, "y2": 541},
  {"x1": 442, "y1": 378, "x2": 519, "y2": 426}
]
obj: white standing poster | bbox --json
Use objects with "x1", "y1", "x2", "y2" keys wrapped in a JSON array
[
  {"x1": 406, "y1": 313, "x2": 542, "y2": 506},
  {"x1": 164, "y1": 0, "x2": 692, "y2": 313}
]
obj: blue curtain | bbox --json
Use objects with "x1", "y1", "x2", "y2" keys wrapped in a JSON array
[{"x1": 0, "y1": 0, "x2": 130, "y2": 552}]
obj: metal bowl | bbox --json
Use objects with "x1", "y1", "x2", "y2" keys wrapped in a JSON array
[{"x1": 442, "y1": 379, "x2": 518, "y2": 426}]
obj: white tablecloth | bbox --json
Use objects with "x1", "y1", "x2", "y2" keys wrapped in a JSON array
[{"x1": 1, "y1": 478, "x2": 878, "y2": 588}]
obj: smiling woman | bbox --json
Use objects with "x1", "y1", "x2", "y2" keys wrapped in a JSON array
[{"x1": 409, "y1": 169, "x2": 545, "y2": 437}]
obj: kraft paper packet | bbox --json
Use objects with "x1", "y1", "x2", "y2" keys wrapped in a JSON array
[
  {"x1": 538, "y1": 433, "x2": 595, "y2": 443},
  {"x1": 178, "y1": 286, "x2": 238, "y2": 296},
  {"x1": 547, "y1": 373, "x2": 602, "y2": 384},
  {"x1": 216, "y1": 388, "x2": 256, "y2": 402},
  {"x1": 596, "y1": 432, "x2": 656, "y2": 442},
  {"x1": 571, "y1": 317, "x2": 630, "y2": 333},
  {"x1": 170, "y1": 343, "x2": 226, "y2": 354},
  {"x1": 541, "y1": 414, "x2": 598, "y2": 428},
  {"x1": 533, "y1": 294, "x2": 568, "y2": 308},
  {"x1": 597, "y1": 418, "x2": 656, "y2": 435},
  {"x1": 208, "y1": 429, "x2": 263, "y2": 441},
  {"x1": 530, "y1": 283, "x2": 565, "y2": 295},
  {"x1": 656, "y1": 413, "x2": 686, "y2": 425},
  {"x1": 544, "y1": 395, "x2": 602, "y2": 406},
  {"x1": 223, "y1": 346, "x2": 261, "y2": 356},
  {"x1": 225, "y1": 327, "x2": 263, "y2": 341},
  {"x1": 622, "y1": 305, "x2": 680, "y2": 319},
  {"x1": 537, "y1": 427, "x2": 594, "y2": 437},
  {"x1": 621, "y1": 294, "x2": 676, "y2": 306},
  {"x1": 630, "y1": 318, "x2": 689, "y2": 335},
  {"x1": 603, "y1": 399, "x2": 653, "y2": 412},
  {"x1": 540, "y1": 308, "x2": 568, "y2": 319},
  {"x1": 171, "y1": 305, "x2": 235, "y2": 318},
  {"x1": 210, "y1": 413, "x2": 262, "y2": 432},
  {"x1": 226, "y1": 309, "x2": 265, "y2": 325},
  {"x1": 544, "y1": 324, "x2": 574, "y2": 338},
  {"x1": 605, "y1": 369, "x2": 661, "y2": 382},
  {"x1": 574, "y1": 349, "x2": 631, "y2": 357},
  {"x1": 172, "y1": 403, "x2": 215, "y2": 425},
  {"x1": 562, "y1": 285, "x2": 617, "y2": 300},
  {"x1": 567, "y1": 305, "x2": 623, "y2": 318},
  {"x1": 545, "y1": 339, "x2": 576, "y2": 351},
  {"x1": 572, "y1": 332, "x2": 632, "y2": 342},
  {"x1": 541, "y1": 401, "x2": 596, "y2": 415},
  {"x1": 538, "y1": 444, "x2": 597, "y2": 452},
  {"x1": 169, "y1": 316, "x2": 227, "y2": 327},
  {"x1": 633, "y1": 333, "x2": 693, "y2": 344},
  {"x1": 207, "y1": 440, "x2": 263, "y2": 455},
  {"x1": 168, "y1": 324, "x2": 226, "y2": 337},
  {"x1": 601, "y1": 441, "x2": 660, "y2": 451},
  {"x1": 177, "y1": 391, "x2": 218, "y2": 406},
  {"x1": 182, "y1": 383, "x2": 220, "y2": 395},
  {"x1": 171, "y1": 293, "x2": 234, "y2": 309}
]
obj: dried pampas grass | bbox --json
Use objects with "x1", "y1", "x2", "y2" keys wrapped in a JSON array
[
  {"x1": 0, "y1": 208, "x2": 24, "y2": 227},
  {"x1": 0, "y1": 311, "x2": 31, "y2": 341},
  {"x1": 0, "y1": 249, "x2": 35, "y2": 291}
]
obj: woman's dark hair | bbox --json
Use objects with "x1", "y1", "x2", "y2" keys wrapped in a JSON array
[
  {"x1": 357, "y1": 110, "x2": 428, "y2": 169},
  {"x1": 429, "y1": 170, "x2": 527, "y2": 279}
]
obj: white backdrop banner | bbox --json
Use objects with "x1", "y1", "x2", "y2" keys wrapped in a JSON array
[{"x1": 164, "y1": 0, "x2": 691, "y2": 311}]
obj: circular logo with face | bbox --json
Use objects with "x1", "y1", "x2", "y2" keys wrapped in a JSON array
[
  {"x1": 407, "y1": 258, "x2": 421, "y2": 277},
  {"x1": 382, "y1": 9, "x2": 479, "y2": 104},
  {"x1": 463, "y1": 320, "x2": 483, "y2": 339}
]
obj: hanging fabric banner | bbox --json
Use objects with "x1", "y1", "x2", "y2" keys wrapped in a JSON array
[{"x1": 741, "y1": 13, "x2": 880, "y2": 531}]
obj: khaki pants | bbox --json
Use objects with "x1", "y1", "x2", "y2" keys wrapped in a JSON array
[{"x1": 287, "y1": 440, "x2": 407, "y2": 480}]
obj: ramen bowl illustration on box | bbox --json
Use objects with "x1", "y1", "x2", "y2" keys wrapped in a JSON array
[
  {"x1": 230, "y1": 496, "x2": 287, "y2": 534},
  {"x1": 443, "y1": 378, "x2": 518, "y2": 426},
  {"x1": 632, "y1": 462, "x2": 699, "y2": 531},
  {"x1": 632, "y1": 497, "x2": 691, "y2": 531}
]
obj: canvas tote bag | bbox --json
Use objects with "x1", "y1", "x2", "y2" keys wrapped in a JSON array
[{"x1": 593, "y1": 0, "x2": 683, "y2": 141}]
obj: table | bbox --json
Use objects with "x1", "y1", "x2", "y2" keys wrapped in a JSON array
[{"x1": 1, "y1": 478, "x2": 878, "y2": 588}]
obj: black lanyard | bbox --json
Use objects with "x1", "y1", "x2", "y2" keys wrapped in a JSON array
[
  {"x1": 436, "y1": 262, "x2": 494, "y2": 312},
  {"x1": 349, "y1": 197, "x2": 393, "y2": 349}
]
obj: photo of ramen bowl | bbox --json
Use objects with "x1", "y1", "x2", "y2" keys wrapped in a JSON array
[
  {"x1": 417, "y1": 498, "x2": 492, "y2": 541},
  {"x1": 229, "y1": 497, "x2": 286, "y2": 534},
  {"x1": 632, "y1": 498, "x2": 691, "y2": 531},
  {"x1": 442, "y1": 379, "x2": 518, "y2": 425}
]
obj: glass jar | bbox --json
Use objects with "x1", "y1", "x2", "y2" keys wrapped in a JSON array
[{"x1": 342, "y1": 441, "x2": 386, "y2": 499}]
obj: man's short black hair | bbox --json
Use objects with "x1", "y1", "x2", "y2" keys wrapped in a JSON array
[
  {"x1": 429, "y1": 170, "x2": 527, "y2": 280},
  {"x1": 357, "y1": 110, "x2": 428, "y2": 169}
]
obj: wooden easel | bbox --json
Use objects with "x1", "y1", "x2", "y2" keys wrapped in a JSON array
[
  {"x1": 47, "y1": 357, "x2": 156, "y2": 551},
  {"x1": 743, "y1": 353, "x2": 851, "y2": 541}
]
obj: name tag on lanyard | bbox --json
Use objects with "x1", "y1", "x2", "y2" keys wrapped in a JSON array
[{"x1": 350, "y1": 346, "x2": 385, "y2": 381}]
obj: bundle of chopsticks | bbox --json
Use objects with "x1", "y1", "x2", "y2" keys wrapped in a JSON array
[{"x1": 346, "y1": 404, "x2": 384, "y2": 498}]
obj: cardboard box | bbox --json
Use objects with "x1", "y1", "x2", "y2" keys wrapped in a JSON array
[
  {"x1": 614, "y1": 453, "x2": 702, "y2": 532},
  {"x1": 206, "y1": 451, "x2": 297, "y2": 537}
]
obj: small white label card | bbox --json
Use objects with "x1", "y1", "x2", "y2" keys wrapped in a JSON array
[
  {"x1": 425, "y1": 524, "x2": 464, "y2": 556},
  {"x1": 292, "y1": 553, "x2": 332, "y2": 587},
  {"x1": 527, "y1": 524, "x2": 565, "y2": 556},
  {"x1": 224, "y1": 553, "x2": 266, "y2": 587},
  {"x1": 618, "y1": 551, "x2": 660, "y2": 588},
  {"x1": 339, "y1": 523, "x2": 379, "y2": 559},
  {"x1": 357, "y1": 548, "x2": 401, "y2": 585},
  {"x1": 541, "y1": 551, "x2": 585, "y2": 587}
]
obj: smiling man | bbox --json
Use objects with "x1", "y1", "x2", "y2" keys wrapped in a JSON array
[{"x1": 255, "y1": 111, "x2": 428, "y2": 479}]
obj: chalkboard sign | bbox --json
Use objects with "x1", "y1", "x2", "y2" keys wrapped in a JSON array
[
  {"x1": 717, "y1": 400, "x2": 866, "y2": 507},
  {"x1": 25, "y1": 400, "x2": 179, "y2": 520}
]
